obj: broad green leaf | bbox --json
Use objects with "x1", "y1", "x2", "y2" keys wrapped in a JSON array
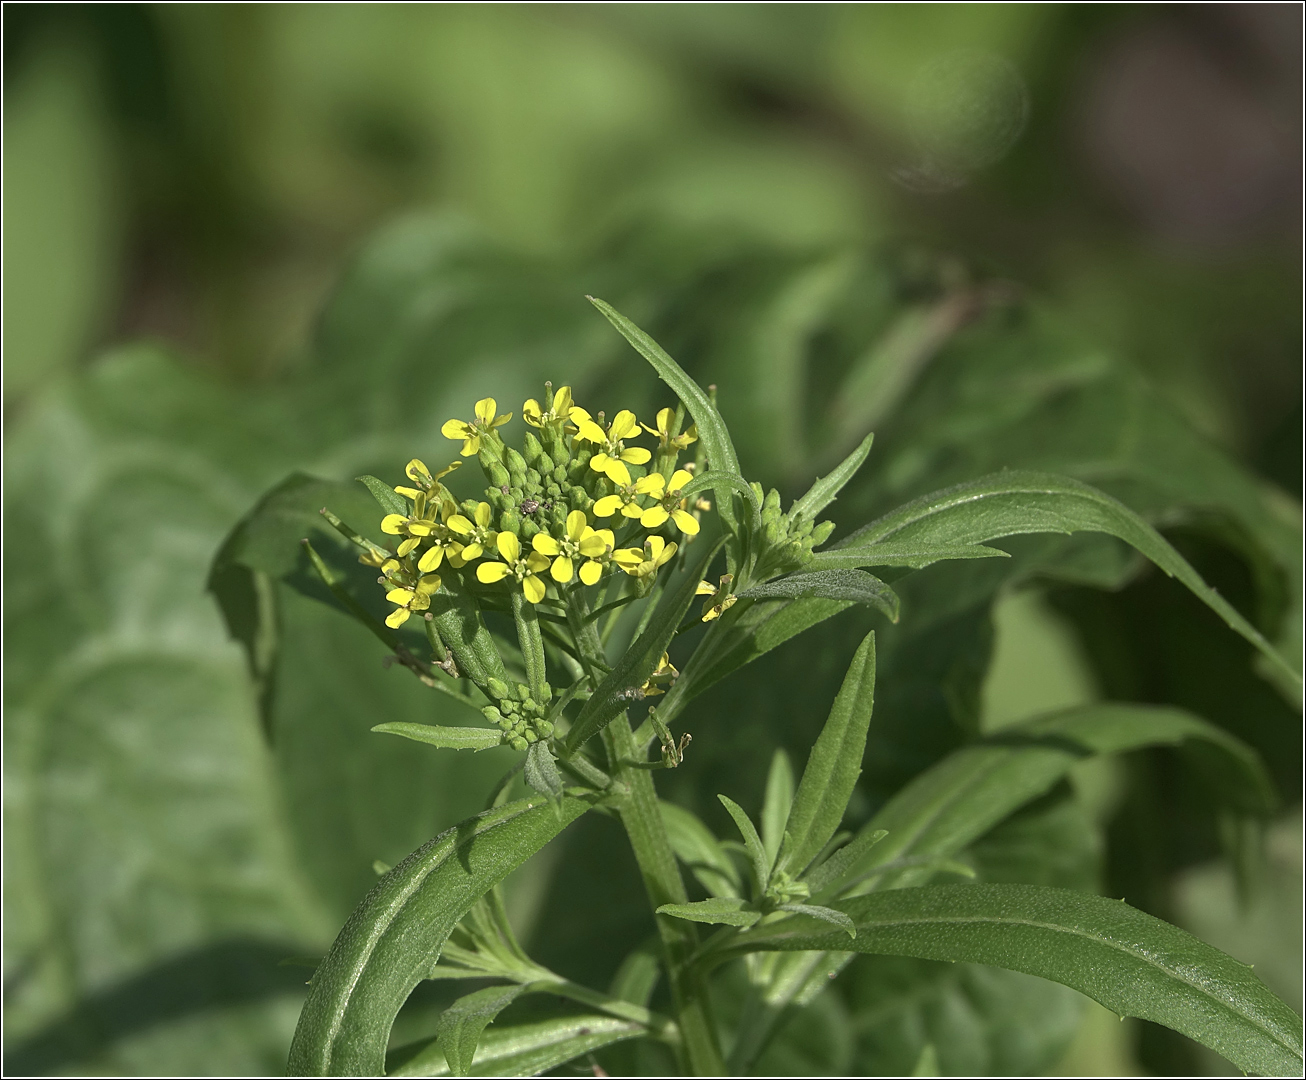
[
  {"x1": 388, "y1": 1015, "x2": 644, "y2": 1078},
  {"x1": 372, "y1": 724, "x2": 502, "y2": 752},
  {"x1": 357, "y1": 474, "x2": 408, "y2": 517},
  {"x1": 719, "y1": 795, "x2": 770, "y2": 895},
  {"x1": 789, "y1": 432, "x2": 874, "y2": 522},
  {"x1": 804, "y1": 543, "x2": 1009, "y2": 572},
  {"x1": 523, "y1": 741, "x2": 563, "y2": 804},
  {"x1": 838, "y1": 470, "x2": 1298, "y2": 685},
  {"x1": 727, "y1": 883, "x2": 1305, "y2": 1077},
  {"x1": 831, "y1": 703, "x2": 1276, "y2": 896},
  {"x1": 588, "y1": 297, "x2": 741, "y2": 479},
  {"x1": 781, "y1": 631, "x2": 876, "y2": 878},
  {"x1": 760, "y1": 750, "x2": 795, "y2": 870},
  {"x1": 564, "y1": 538, "x2": 723, "y2": 751},
  {"x1": 286, "y1": 794, "x2": 593, "y2": 1076},
  {"x1": 657, "y1": 898, "x2": 761, "y2": 928},
  {"x1": 435, "y1": 983, "x2": 531, "y2": 1076},
  {"x1": 660, "y1": 801, "x2": 742, "y2": 899},
  {"x1": 739, "y1": 569, "x2": 899, "y2": 623},
  {"x1": 776, "y1": 903, "x2": 856, "y2": 938}
]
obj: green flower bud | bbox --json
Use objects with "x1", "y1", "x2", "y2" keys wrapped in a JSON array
[
  {"x1": 506, "y1": 448, "x2": 528, "y2": 485},
  {"x1": 513, "y1": 682, "x2": 531, "y2": 701},
  {"x1": 550, "y1": 443, "x2": 570, "y2": 470},
  {"x1": 486, "y1": 677, "x2": 511, "y2": 701},
  {"x1": 509, "y1": 735, "x2": 528, "y2": 752},
  {"x1": 521, "y1": 519, "x2": 539, "y2": 539},
  {"x1": 811, "y1": 520, "x2": 835, "y2": 546},
  {"x1": 524, "y1": 729, "x2": 539, "y2": 743},
  {"x1": 487, "y1": 461, "x2": 511, "y2": 488},
  {"x1": 482, "y1": 706, "x2": 504, "y2": 726},
  {"x1": 522, "y1": 431, "x2": 546, "y2": 467},
  {"x1": 499, "y1": 509, "x2": 521, "y2": 534},
  {"x1": 536, "y1": 720, "x2": 554, "y2": 738}
]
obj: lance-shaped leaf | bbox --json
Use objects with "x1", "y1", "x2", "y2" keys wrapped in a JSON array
[
  {"x1": 788, "y1": 432, "x2": 874, "y2": 522},
  {"x1": 657, "y1": 897, "x2": 761, "y2": 928},
  {"x1": 775, "y1": 903, "x2": 856, "y2": 938},
  {"x1": 372, "y1": 724, "x2": 502, "y2": 752},
  {"x1": 286, "y1": 794, "x2": 592, "y2": 1076},
  {"x1": 760, "y1": 750, "x2": 795, "y2": 870},
  {"x1": 435, "y1": 984, "x2": 531, "y2": 1076},
  {"x1": 661, "y1": 801, "x2": 742, "y2": 898},
  {"x1": 427, "y1": 573, "x2": 510, "y2": 692},
  {"x1": 724, "y1": 884, "x2": 1304, "y2": 1078},
  {"x1": 838, "y1": 470, "x2": 1298, "y2": 684},
  {"x1": 823, "y1": 703, "x2": 1276, "y2": 898},
  {"x1": 679, "y1": 469, "x2": 761, "y2": 520},
  {"x1": 357, "y1": 474, "x2": 409, "y2": 517},
  {"x1": 387, "y1": 1015, "x2": 644, "y2": 1078},
  {"x1": 739, "y1": 569, "x2": 899, "y2": 623},
  {"x1": 804, "y1": 542, "x2": 1009, "y2": 572},
  {"x1": 719, "y1": 795, "x2": 770, "y2": 897},
  {"x1": 779, "y1": 631, "x2": 876, "y2": 879},
  {"x1": 564, "y1": 538, "x2": 723, "y2": 751},
  {"x1": 523, "y1": 741, "x2": 563, "y2": 805}
]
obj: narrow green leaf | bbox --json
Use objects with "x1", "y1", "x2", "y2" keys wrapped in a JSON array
[
  {"x1": 803, "y1": 830, "x2": 887, "y2": 896},
  {"x1": 435, "y1": 984, "x2": 530, "y2": 1076},
  {"x1": 912, "y1": 1044, "x2": 940, "y2": 1077},
  {"x1": 587, "y1": 297, "x2": 741, "y2": 479},
  {"x1": 661, "y1": 801, "x2": 742, "y2": 899},
  {"x1": 760, "y1": 750, "x2": 795, "y2": 870},
  {"x1": 427, "y1": 573, "x2": 510, "y2": 692},
  {"x1": 804, "y1": 543, "x2": 1010, "y2": 572},
  {"x1": 739, "y1": 569, "x2": 900, "y2": 623},
  {"x1": 523, "y1": 742, "x2": 563, "y2": 804},
  {"x1": 679, "y1": 468, "x2": 761, "y2": 519},
  {"x1": 788, "y1": 432, "x2": 874, "y2": 522},
  {"x1": 727, "y1": 884, "x2": 1304, "y2": 1078},
  {"x1": 388, "y1": 1015, "x2": 644, "y2": 1078},
  {"x1": 286, "y1": 794, "x2": 592, "y2": 1076},
  {"x1": 657, "y1": 897, "x2": 761, "y2": 928},
  {"x1": 564, "y1": 538, "x2": 723, "y2": 751},
  {"x1": 372, "y1": 723, "x2": 502, "y2": 752},
  {"x1": 357, "y1": 474, "x2": 408, "y2": 517},
  {"x1": 775, "y1": 903, "x2": 856, "y2": 938},
  {"x1": 719, "y1": 795, "x2": 770, "y2": 896},
  {"x1": 827, "y1": 704, "x2": 1277, "y2": 897},
  {"x1": 781, "y1": 631, "x2": 876, "y2": 878},
  {"x1": 609, "y1": 940, "x2": 662, "y2": 1008},
  {"x1": 838, "y1": 470, "x2": 1299, "y2": 684}
]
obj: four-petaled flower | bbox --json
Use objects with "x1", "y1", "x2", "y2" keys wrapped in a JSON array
[
  {"x1": 381, "y1": 558, "x2": 442, "y2": 628},
  {"x1": 445, "y1": 502, "x2": 496, "y2": 565},
  {"x1": 614, "y1": 535, "x2": 678, "y2": 580},
  {"x1": 477, "y1": 531, "x2": 551, "y2": 604},
  {"x1": 395, "y1": 458, "x2": 460, "y2": 502},
  {"x1": 696, "y1": 574, "x2": 737, "y2": 622},
  {"x1": 634, "y1": 469, "x2": 700, "y2": 536},
  {"x1": 380, "y1": 500, "x2": 440, "y2": 559},
  {"x1": 442, "y1": 398, "x2": 512, "y2": 457},
  {"x1": 523, "y1": 385, "x2": 574, "y2": 427},
  {"x1": 569, "y1": 407, "x2": 651, "y2": 482},
  {"x1": 592, "y1": 472, "x2": 663, "y2": 520},
  {"x1": 640, "y1": 651, "x2": 679, "y2": 697},
  {"x1": 641, "y1": 407, "x2": 697, "y2": 453},
  {"x1": 531, "y1": 510, "x2": 612, "y2": 585}
]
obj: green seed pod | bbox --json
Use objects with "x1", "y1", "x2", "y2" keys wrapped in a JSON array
[{"x1": 811, "y1": 520, "x2": 835, "y2": 546}]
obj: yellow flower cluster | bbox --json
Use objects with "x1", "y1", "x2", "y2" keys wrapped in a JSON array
[{"x1": 372, "y1": 389, "x2": 706, "y2": 629}]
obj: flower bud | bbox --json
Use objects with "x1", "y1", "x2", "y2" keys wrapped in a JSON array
[{"x1": 487, "y1": 677, "x2": 511, "y2": 701}]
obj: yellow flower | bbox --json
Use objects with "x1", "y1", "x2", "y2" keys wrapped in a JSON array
[
  {"x1": 635, "y1": 469, "x2": 700, "y2": 536},
  {"x1": 523, "y1": 385, "x2": 574, "y2": 427},
  {"x1": 380, "y1": 500, "x2": 440, "y2": 558},
  {"x1": 569, "y1": 406, "x2": 651, "y2": 482},
  {"x1": 445, "y1": 501, "x2": 496, "y2": 563},
  {"x1": 640, "y1": 651, "x2": 679, "y2": 697},
  {"x1": 394, "y1": 459, "x2": 460, "y2": 506},
  {"x1": 382, "y1": 560, "x2": 442, "y2": 628},
  {"x1": 592, "y1": 472, "x2": 663, "y2": 520},
  {"x1": 476, "y1": 531, "x2": 551, "y2": 604},
  {"x1": 442, "y1": 398, "x2": 512, "y2": 457},
  {"x1": 613, "y1": 535, "x2": 678, "y2": 580},
  {"x1": 697, "y1": 575, "x2": 737, "y2": 621},
  {"x1": 641, "y1": 407, "x2": 698, "y2": 452},
  {"x1": 531, "y1": 509, "x2": 611, "y2": 584}
]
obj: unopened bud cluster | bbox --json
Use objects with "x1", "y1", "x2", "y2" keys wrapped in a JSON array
[
  {"x1": 749, "y1": 483, "x2": 836, "y2": 581},
  {"x1": 482, "y1": 678, "x2": 555, "y2": 752}
]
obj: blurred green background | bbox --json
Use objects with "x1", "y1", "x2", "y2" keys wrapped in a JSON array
[{"x1": 4, "y1": 4, "x2": 1300, "y2": 1076}]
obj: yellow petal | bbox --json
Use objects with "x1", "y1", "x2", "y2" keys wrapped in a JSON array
[
  {"x1": 442, "y1": 419, "x2": 469, "y2": 439},
  {"x1": 533, "y1": 533, "x2": 561, "y2": 555},
  {"x1": 596, "y1": 529, "x2": 615, "y2": 547},
  {"x1": 475, "y1": 398, "x2": 497, "y2": 424},
  {"x1": 589, "y1": 453, "x2": 611, "y2": 474},
  {"x1": 407, "y1": 521, "x2": 434, "y2": 537},
  {"x1": 550, "y1": 555, "x2": 574, "y2": 583},
  {"x1": 553, "y1": 386, "x2": 573, "y2": 413},
  {"x1": 669, "y1": 470, "x2": 694, "y2": 492},
  {"x1": 386, "y1": 608, "x2": 412, "y2": 628},
  {"x1": 497, "y1": 531, "x2": 520, "y2": 562},
  {"x1": 523, "y1": 399, "x2": 542, "y2": 425},
  {"x1": 620, "y1": 502, "x2": 644, "y2": 519},
  {"x1": 475, "y1": 502, "x2": 493, "y2": 527},
  {"x1": 565, "y1": 509, "x2": 587, "y2": 541},
  {"x1": 418, "y1": 546, "x2": 444, "y2": 573},
  {"x1": 447, "y1": 515, "x2": 473, "y2": 536},
  {"x1": 410, "y1": 594, "x2": 431, "y2": 612},
  {"x1": 646, "y1": 536, "x2": 666, "y2": 561},
  {"x1": 491, "y1": 412, "x2": 512, "y2": 428},
  {"x1": 578, "y1": 533, "x2": 607, "y2": 557},
  {"x1": 380, "y1": 514, "x2": 407, "y2": 535},
  {"x1": 446, "y1": 543, "x2": 467, "y2": 568},
  {"x1": 634, "y1": 474, "x2": 664, "y2": 496},
  {"x1": 612, "y1": 548, "x2": 643, "y2": 567},
  {"x1": 477, "y1": 562, "x2": 510, "y2": 583},
  {"x1": 696, "y1": 579, "x2": 717, "y2": 595},
  {"x1": 577, "y1": 419, "x2": 608, "y2": 444},
  {"x1": 568, "y1": 406, "x2": 592, "y2": 424},
  {"x1": 397, "y1": 537, "x2": 421, "y2": 557},
  {"x1": 526, "y1": 552, "x2": 551, "y2": 573},
  {"x1": 579, "y1": 560, "x2": 602, "y2": 586},
  {"x1": 434, "y1": 460, "x2": 462, "y2": 480},
  {"x1": 640, "y1": 506, "x2": 669, "y2": 529},
  {"x1": 593, "y1": 495, "x2": 622, "y2": 517},
  {"x1": 671, "y1": 509, "x2": 701, "y2": 536},
  {"x1": 386, "y1": 588, "x2": 415, "y2": 604},
  {"x1": 460, "y1": 435, "x2": 480, "y2": 457},
  {"x1": 657, "y1": 542, "x2": 678, "y2": 566},
  {"x1": 417, "y1": 574, "x2": 441, "y2": 595},
  {"x1": 406, "y1": 459, "x2": 432, "y2": 484},
  {"x1": 461, "y1": 543, "x2": 484, "y2": 561},
  {"x1": 620, "y1": 447, "x2": 652, "y2": 466},
  {"x1": 604, "y1": 459, "x2": 632, "y2": 486},
  {"x1": 394, "y1": 486, "x2": 423, "y2": 500},
  {"x1": 609, "y1": 411, "x2": 637, "y2": 439},
  {"x1": 381, "y1": 559, "x2": 402, "y2": 575},
  {"x1": 523, "y1": 574, "x2": 546, "y2": 604}
]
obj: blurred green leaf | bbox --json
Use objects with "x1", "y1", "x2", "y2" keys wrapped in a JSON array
[
  {"x1": 372, "y1": 724, "x2": 502, "y2": 752},
  {"x1": 657, "y1": 898, "x2": 760, "y2": 928},
  {"x1": 805, "y1": 541, "x2": 1009, "y2": 571},
  {"x1": 760, "y1": 750, "x2": 796, "y2": 872},
  {"x1": 660, "y1": 801, "x2": 742, "y2": 899},
  {"x1": 357, "y1": 474, "x2": 409, "y2": 517},
  {"x1": 730, "y1": 883, "x2": 1304, "y2": 1077},
  {"x1": 718, "y1": 795, "x2": 769, "y2": 897}
]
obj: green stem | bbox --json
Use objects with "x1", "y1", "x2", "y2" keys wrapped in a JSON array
[{"x1": 511, "y1": 590, "x2": 549, "y2": 702}]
